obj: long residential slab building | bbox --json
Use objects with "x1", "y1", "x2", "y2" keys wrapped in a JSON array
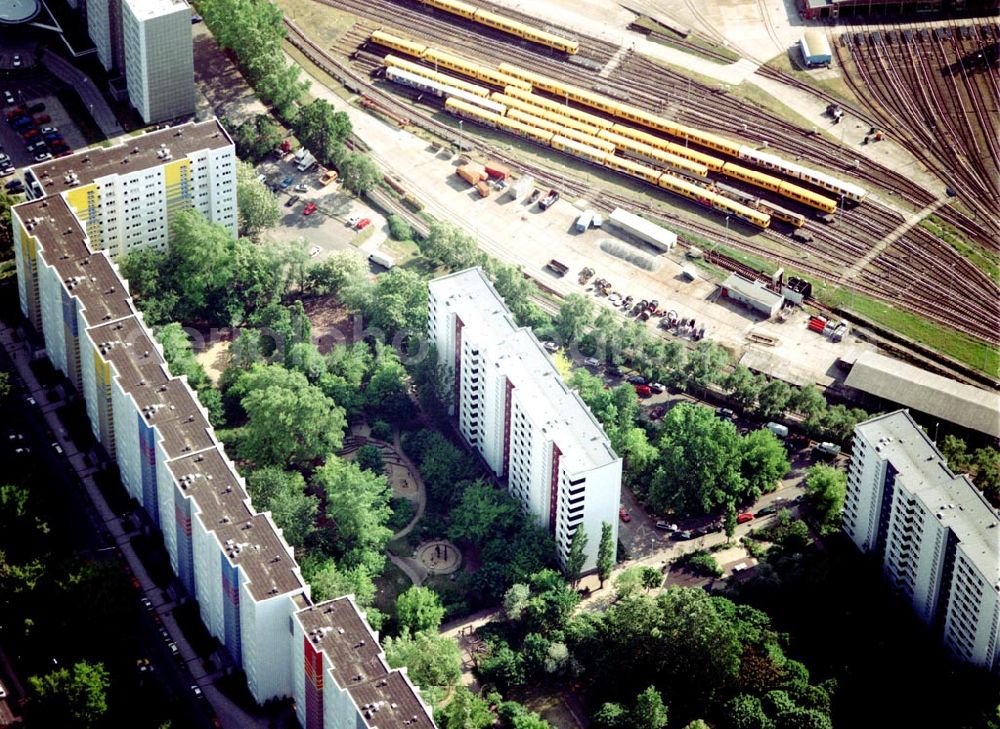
[
  {"x1": 845, "y1": 410, "x2": 1000, "y2": 673},
  {"x1": 10, "y1": 119, "x2": 435, "y2": 729},
  {"x1": 428, "y1": 268, "x2": 623, "y2": 572}
]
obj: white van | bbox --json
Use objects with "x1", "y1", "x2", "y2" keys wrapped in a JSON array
[
  {"x1": 766, "y1": 422, "x2": 789, "y2": 438},
  {"x1": 368, "y1": 252, "x2": 395, "y2": 270}
]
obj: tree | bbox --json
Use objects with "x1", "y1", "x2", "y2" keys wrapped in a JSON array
[
  {"x1": 632, "y1": 685, "x2": 668, "y2": 729},
  {"x1": 27, "y1": 661, "x2": 110, "y2": 728},
  {"x1": 725, "y1": 365, "x2": 763, "y2": 411},
  {"x1": 286, "y1": 342, "x2": 327, "y2": 384},
  {"x1": 167, "y1": 209, "x2": 241, "y2": 323},
  {"x1": 395, "y1": 586, "x2": 446, "y2": 634},
  {"x1": 117, "y1": 247, "x2": 177, "y2": 324},
  {"x1": 740, "y1": 429, "x2": 790, "y2": 502},
  {"x1": 306, "y1": 249, "x2": 369, "y2": 296},
  {"x1": 421, "y1": 220, "x2": 484, "y2": 270},
  {"x1": 477, "y1": 640, "x2": 525, "y2": 691},
  {"x1": 555, "y1": 293, "x2": 594, "y2": 345},
  {"x1": 435, "y1": 686, "x2": 494, "y2": 729},
  {"x1": 269, "y1": 487, "x2": 318, "y2": 547},
  {"x1": 387, "y1": 214, "x2": 413, "y2": 241},
  {"x1": 355, "y1": 444, "x2": 385, "y2": 474},
  {"x1": 295, "y1": 99, "x2": 351, "y2": 164},
  {"x1": 245, "y1": 466, "x2": 305, "y2": 512},
  {"x1": 257, "y1": 61, "x2": 309, "y2": 116},
  {"x1": 940, "y1": 434, "x2": 973, "y2": 473},
  {"x1": 359, "y1": 268, "x2": 428, "y2": 338},
  {"x1": 724, "y1": 501, "x2": 738, "y2": 542},
  {"x1": 683, "y1": 341, "x2": 730, "y2": 394},
  {"x1": 231, "y1": 114, "x2": 284, "y2": 162},
  {"x1": 448, "y1": 481, "x2": 520, "y2": 543},
  {"x1": 384, "y1": 629, "x2": 462, "y2": 699},
  {"x1": 803, "y1": 464, "x2": 846, "y2": 534},
  {"x1": 649, "y1": 403, "x2": 745, "y2": 515},
  {"x1": 235, "y1": 364, "x2": 346, "y2": 467},
  {"x1": 155, "y1": 323, "x2": 222, "y2": 424},
  {"x1": 236, "y1": 161, "x2": 280, "y2": 237},
  {"x1": 789, "y1": 385, "x2": 826, "y2": 420},
  {"x1": 756, "y1": 379, "x2": 792, "y2": 421},
  {"x1": 337, "y1": 150, "x2": 381, "y2": 195},
  {"x1": 365, "y1": 342, "x2": 412, "y2": 421},
  {"x1": 594, "y1": 702, "x2": 630, "y2": 729},
  {"x1": 640, "y1": 566, "x2": 663, "y2": 590},
  {"x1": 724, "y1": 694, "x2": 775, "y2": 729},
  {"x1": 313, "y1": 457, "x2": 392, "y2": 573},
  {"x1": 973, "y1": 447, "x2": 1000, "y2": 507},
  {"x1": 301, "y1": 555, "x2": 376, "y2": 605},
  {"x1": 597, "y1": 521, "x2": 615, "y2": 588},
  {"x1": 563, "y1": 526, "x2": 588, "y2": 586}
]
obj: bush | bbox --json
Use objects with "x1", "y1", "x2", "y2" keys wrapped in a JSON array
[
  {"x1": 387, "y1": 214, "x2": 414, "y2": 241},
  {"x1": 356, "y1": 444, "x2": 385, "y2": 474},
  {"x1": 388, "y1": 497, "x2": 418, "y2": 532},
  {"x1": 370, "y1": 419, "x2": 393, "y2": 442},
  {"x1": 681, "y1": 550, "x2": 723, "y2": 577}
]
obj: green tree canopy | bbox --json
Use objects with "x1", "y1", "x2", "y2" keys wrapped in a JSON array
[
  {"x1": 313, "y1": 457, "x2": 392, "y2": 572},
  {"x1": 27, "y1": 661, "x2": 110, "y2": 728},
  {"x1": 395, "y1": 586, "x2": 446, "y2": 634},
  {"x1": 300, "y1": 554, "x2": 376, "y2": 606},
  {"x1": 245, "y1": 466, "x2": 305, "y2": 512},
  {"x1": 555, "y1": 293, "x2": 594, "y2": 344},
  {"x1": 739, "y1": 429, "x2": 790, "y2": 503},
  {"x1": 384, "y1": 629, "x2": 462, "y2": 702},
  {"x1": 435, "y1": 686, "x2": 494, "y2": 729},
  {"x1": 803, "y1": 465, "x2": 846, "y2": 535},
  {"x1": 632, "y1": 685, "x2": 669, "y2": 729},
  {"x1": 236, "y1": 161, "x2": 280, "y2": 237},
  {"x1": 295, "y1": 99, "x2": 351, "y2": 164},
  {"x1": 337, "y1": 150, "x2": 382, "y2": 195},
  {"x1": 597, "y1": 521, "x2": 615, "y2": 588},
  {"x1": 563, "y1": 526, "x2": 588, "y2": 586}
]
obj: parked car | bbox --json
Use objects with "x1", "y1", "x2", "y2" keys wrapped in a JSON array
[
  {"x1": 191, "y1": 685, "x2": 204, "y2": 699},
  {"x1": 0, "y1": 166, "x2": 14, "y2": 178},
  {"x1": 583, "y1": 357, "x2": 600, "y2": 368},
  {"x1": 12, "y1": 55, "x2": 22, "y2": 68},
  {"x1": 673, "y1": 530, "x2": 695, "y2": 541},
  {"x1": 634, "y1": 384, "x2": 652, "y2": 398},
  {"x1": 302, "y1": 202, "x2": 318, "y2": 215},
  {"x1": 293, "y1": 183, "x2": 308, "y2": 193},
  {"x1": 33, "y1": 113, "x2": 50, "y2": 124},
  {"x1": 626, "y1": 375, "x2": 647, "y2": 385},
  {"x1": 814, "y1": 442, "x2": 841, "y2": 460},
  {"x1": 51, "y1": 441, "x2": 63, "y2": 454},
  {"x1": 26, "y1": 102, "x2": 44, "y2": 114},
  {"x1": 355, "y1": 218, "x2": 371, "y2": 229},
  {"x1": 140, "y1": 597, "x2": 153, "y2": 610},
  {"x1": 167, "y1": 642, "x2": 179, "y2": 655},
  {"x1": 606, "y1": 366, "x2": 623, "y2": 378},
  {"x1": 649, "y1": 382, "x2": 665, "y2": 394},
  {"x1": 284, "y1": 194, "x2": 300, "y2": 208},
  {"x1": 347, "y1": 214, "x2": 361, "y2": 227},
  {"x1": 3, "y1": 91, "x2": 14, "y2": 105},
  {"x1": 542, "y1": 341, "x2": 558, "y2": 353},
  {"x1": 527, "y1": 188, "x2": 541, "y2": 204},
  {"x1": 538, "y1": 188, "x2": 559, "y2": 210},
  {"x1": 158, "y1": 628, "x2": 171, "y2": 642},
  {"x1": 755, "y1": 504, "x2": 778, "y2": 517},
  {"x1": 717, "y1": 407, "x2": 736, "y2": 420},
  {"x1": 737, "y1": 512, "x2": 754, "y2": 524},
  {"x1": 191, "y1": 13, "x2": 203, "y2": 22},
  {"x1": 309, "y1": 245, "x2": 322, "y2": 257},
  {"x1": 618, "y1": 506, "x2": 631, "y2": 523},
  {"x1": 136, "y1": 658, "x2": 154, "y2": 673},
  {"x1": 33, "y1": 152, "x2": 52, "y2": 162},
  {"x1": 655, "y1": 521, "x2": 677, "y2": 531},
  {"x1": 278, "y1": 175, "x2": 294, "y2": 190}
]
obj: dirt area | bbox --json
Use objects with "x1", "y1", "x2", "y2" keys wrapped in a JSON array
[
  {"x1": 301, "y1": 295, "x2": 364, "y2": 354},
  {"x1": 192, "y1": 25, "x2": 266, "y2": 123},
  {"x1": 194, "y1": 337, "x2": 231, "y2": 385}
]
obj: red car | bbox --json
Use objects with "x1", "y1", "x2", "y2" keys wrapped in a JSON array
[
  {"x1": 619, "y1": 506, "x2": 631, "y2": 523},
  {"x1": 634, "y1": 384, "x2": 652, "y2": 398},
  {"x1": 737, "y1": 512, "x2": 754, "y2": 524},
  {"x1": 22, "y1": 129, "x2": 40, "y2": 140},
  {"x1": 34, "y1": 113, "x2": 50, "y2": 125},
  {"x1": 355, "y1": 218, "x2": 371, "y2": 230},
  {"x1": 302, "y1": 202, "x2": 318, "y2": 216}
]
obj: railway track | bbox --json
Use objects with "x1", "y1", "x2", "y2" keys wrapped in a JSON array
[{"x1": 282, "y1": 8, "x2": 1000, "y2": 346}]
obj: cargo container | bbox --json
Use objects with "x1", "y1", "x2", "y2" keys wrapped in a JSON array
[
  {"x1": 484, "y1": 161, "x2": 511, "y2": 180},
  {"x1": 766, "y1": 422, "x2": 789, "y2": 438},
  {"x1": 608, "y1": 207, "x2": 677, "y2": 251},
  {"x1": 475, "y1": 181, "x2": 491, "y2": 197},
  {"x1": 457, "y1": 163, "x2": 487, "y2": 185},
  {"x1": 546, "y1": 259, "x2": 569, "y2": 276},
  {"x1": 507, "y1": 174, "x2": 535, "y2": 201},
  {"x1": 807, "y1": 316, "x2": 828, "y2": 333},
  {"x1": 575, "y1": 210, "x2": 594, "y2": 232}
]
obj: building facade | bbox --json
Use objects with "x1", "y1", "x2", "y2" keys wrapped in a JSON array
[
  {"x1": 844, "y1": 410, "x2": 1000, "y2": 673},
  {"x1": 11, "y1": 120, "x2": 435, "y2": 728},
  {"x1": 428, "y1": 268, "x2": 623, "y2": 572}
]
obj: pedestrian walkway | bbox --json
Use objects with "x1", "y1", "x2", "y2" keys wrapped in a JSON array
[{"x1": 40, "y1": 52, "x2": 121, "y2": 138}]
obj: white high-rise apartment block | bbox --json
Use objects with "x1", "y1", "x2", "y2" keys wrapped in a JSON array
[
  {"x1": 121, "y1": 0, "x2": 195, "y2": 123},
  {"x1": 845, "y1": 410, "x2": 1000, "y2": 673},
  {"x1": 10, "y1": 119, "x2": 435, "y2": 728},
  {"x1": 428, "y1": 268, "x2": 623, "y2": 572},
  {"x1": 87, "y1": 0, "x2": 117, "y2": 71}
]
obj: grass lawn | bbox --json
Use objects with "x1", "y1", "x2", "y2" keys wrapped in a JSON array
[
  {"x1": 381, "y1": 236, "x2": 421, "y2": 266},
  {"x1": 373, "y1": 559, "x2": 414, "y2": 618},
  {"x1": 918, "y1": 215, "x2": 1000, "y2": 284}
]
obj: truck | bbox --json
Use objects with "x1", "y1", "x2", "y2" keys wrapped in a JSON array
[
  {"x1": 368, "y1": 252, "x2": 396, "y2": 270},
  {"x1": 296, "y1": 150, "x2": 317, "y2": 172},
  {"x1": 484, "y1": 161, "x2": 511, "y2": 180},
  {"x1": 538, "y1": 189, "x2": 559, "y2": 210},
  {"x1": 457, "y1": 163, "x2": 487, "y2": 185},
  {"x1": 766, "y1": 422, "x2": 789, "y2": 439},
  {"x1": 575, "y1": 210, "x2": 594, "y2": 232},
  {"x1": 319, "y1": 170, "x2": 338, "y2": 186},
  {"x1": 507, "y1": 175, "x2": 534, "y2": 201},
  {"x1": 545, "y1": 259, "x2": 569, "y2": 276},
  {"x1": 475, "y1": 181, "x2": 491, "y2": 198}
]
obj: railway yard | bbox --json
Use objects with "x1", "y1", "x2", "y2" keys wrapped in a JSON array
[{"x1": 276, "y1": 0, "x2": 999, "y2": 381}]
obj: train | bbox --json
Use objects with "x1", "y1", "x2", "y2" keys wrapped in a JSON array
[
  {"x1": 412, "y1": 0, "x2": 579, "y2": 54},
  {"x1": 386, "y1": 67, "x2": 507, "y2": 113},
  {"x1": 384, "y1": 54, "x2": 490, "y2": 97},
  {"x1": 444, "y1": 97, "x2": 771, "y2": 228},
  {"x1": 495, "y1": 61, "x2": 868, "y2": 205}
]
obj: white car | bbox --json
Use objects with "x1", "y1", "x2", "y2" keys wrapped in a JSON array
[
  {"x1": 3, "y1": 91, "x2": 14, "y2": 105},
  {"x1": 309, "y1": 245, "x2": 322, "y2": 257},
  {"x1": 33, "y1": 152, "x2": 51, "y2": 162},
  {"x1": 51, "y1": 441, "x2": 63, "y2": 454},
  {"x1": 0, "y1": 679, "x2": 7, "y2": 699},
  {"x1": 346, "y1": 214, "x2": 361, "y2": 227},
  {"x1": 293, "y1": 183, "x2": 308, "y2": 193},
  {"x1": 12, "y1": 56, "x2": 22, "y2": 68}
]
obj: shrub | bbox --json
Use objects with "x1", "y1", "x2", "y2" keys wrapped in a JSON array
[{"x1": 387, "y1": 214, "x2": 413, "y2": 241}]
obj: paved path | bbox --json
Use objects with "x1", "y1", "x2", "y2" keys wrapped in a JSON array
[
  {"x1": 838, "y1": 197, "x2": 950, "y2": 283},
  {"x1": 40, "y1": 52, "x2": 121, "y2": 138}
]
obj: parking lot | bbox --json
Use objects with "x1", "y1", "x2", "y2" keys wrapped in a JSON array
[{"x1": 257, "y1": 154, "x2": 394, "y2": 265}]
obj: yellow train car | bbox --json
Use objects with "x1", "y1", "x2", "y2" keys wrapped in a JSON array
[
  {"x1": 598, "y1": 129, "x2": 709, "y2": 177},
  {"x1": 371, "y1": 30, "x2": 427, "y2": 58},
  {"x1": 530, "y1": 106, "x2": 601, "y2": 137},
  {"x1": 777, "y1": 181, "x2": 837, "y2": 213},
  {"x1": 496, "y1": 63, "x2": 572, "y2": 97},
  {"x1": 490, "y1": 92, "x2": 546, "y2": 115},
  {"x1": 424, "y1": 0, "x2": 477, "y2": 19},
  {"x1": 384, "y1": 55, "x2": 490, "y2": 97},
  {"x1": 710, "y1": 194, "x2": 772, "y2": 227},
  {"x1": 422, "y1": 49, "x2": 531, "y2": 90},
  {"x1": 610, "y1": 104, "x2": 681, "y2": 137},
  {"x1": 674, "y1": 124, "x2": 743, "y2": 157},
  {"x1": 557, "y1": 128, "x2": 616, "y2": 153},
  {"x1": 506, "y1": 107, "x2": 564, "y2": 135},
  {"x1": 659, "y1": 173, "x2": 716, "y2": 205},
  {"x1": 608, "y1": 124, "x2": 724, "y2": 172},
  {"x1": 602, "y1": 155, "x2": 664, "y2": 185},
  {"x1": 550, "y1": 135, "x2": 609, "y2": 164},
  {"x1": 445, "y1": 97, "x2": 502, "y2": 127},
  {"x1": 474, "y1": 9, "x2": 579, "y2": 54},
  {"x1": 757, "y1": 199, "x2": 806, "y2": 228},
  {"x1": 497, "y1": 115, "x2": 555, "y2": 145},
  {"x1": 721, "y1": 163, "x2": 785, "y2": 194},
  {"x1": 503, "y1": 87, "x2": 613, "y2": 129}
]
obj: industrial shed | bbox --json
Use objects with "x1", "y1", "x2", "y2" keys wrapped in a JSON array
[
  {"x1": 800, "y1": 31, "x2": 832, "y2": 67},
  {"x1": 720, "y1": 273, "x2": 784, "y2": 318},
  {"x1": 608, "y1": 208, "x2": 677, "y2": 252},
  {"x1": 844, "y1": 351, "x2": 1000, "y2": 440}
]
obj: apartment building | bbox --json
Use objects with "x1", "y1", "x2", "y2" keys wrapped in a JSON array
[
  {"x1": 10, "y1": 121, "x2": 435, "y2": 727},
  {"x1": 845, "y1": 410, "x2": 1000, "y2": 673},
  {"x1": 428, "y1": 268, "x2": 623, "y2": 572}
]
